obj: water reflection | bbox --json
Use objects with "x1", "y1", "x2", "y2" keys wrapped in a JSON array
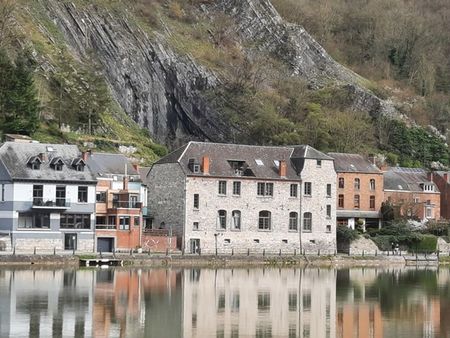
[{"x1": 0, "y1": 267, "x2": 449, "y2": 337}]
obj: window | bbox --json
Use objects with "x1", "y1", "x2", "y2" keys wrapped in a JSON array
[
  {"x1": 134, "y1": 216, "x2": 140, "y2": 227},
  {"x1": 255, "y1": 159, "x2": 264, "y2": 166},
  {"x1": 55, "y1": 163, "x2": 63, "y2": 171},
  {"x1": 303, "y1": 212, "x2": 312, "y2": 232},
  {"x1": 258, "y1": 292, "x2": 270, "y2": 312},
  {"x1": 303, "y1": 292, "x2": 311, "y2": 311},
  {"x1": 218, "y1": 210, "x2": 227, "y2": 230},
  {"x1": 370, "y1": 179, "x2": 376, "y2": 190},
  {"x1": 426, "y1": 208, "x2": 432, "y2": 218},
  {"x1": 193, "y1": 222, "x2": 199, "y2": 230},
  {"x1": 233, "y1": 181, "x2": 241, "y2": 196},
  {"x1": 75, "y1": 163, "x2": 85, "y2": 172},
  {"x1": 108, "y1": 216, "x2": 116, "y2": 227},
  {"x1": 119, "y1": 216, "x2": 130, "y2": 230},
  {"x1": 326, "y1": 184, "x2": 331, "y2": 197},
  {"x1": 193, "y1": 194, "x2": 199, "y2": 209},
  {"x1": 232, "y1": 210, "x2": 241, "y2": 230},
  {"x1": 60, "y1": 214, "x2": 90, "y2": 229},
  {"x1": 257, "y1": 182, "x2": 274, "y2": 196},
  {"x1": 326, "y1": 224, "x2": 332, "y2": 233},
  {"x1": 338, "y1": 194, "x2": 344, "y2": 208},
  {"x1": 258, "y1": 211, "x2": 271, "y2": 230},
  {"x1": 326, "y1": 205, "x2": 331, "y2": 218},
  {"x1": 33, "y1": 185, "x2": 43, "y2": 205},
  {"x1": 78, "y1": 186, "x2": 88, "y2": 203},
  {"x1": 96, "y1": 191, "x2": 106, "y2": 203},
  {"x1": 338, "y1": 177, "x2": 344, "y2": 189},
  {"x1": 369, "y1": 195, "x2": 375, "y2": 209},
  {"x1": 426, "y1": 199, "x2": 431, "y2": 205},
  {"x1": 316, "y1": 160, "x2": 322, "y2": 167},
  {"x1": 218, "y1": 181, "x2": 227, "y2": 195},
  {"x1": 288, "y1": 292, "x2": 297, "y2": 312},
  {"x1": 290, "y1": 184, "x2": 298, "y2": 197},
  {"x1": 31, "y1": 161, "x2": 40, "y2": 170},
  {"x1": 354, "y1": 195, "x2": 360, "y2": 209},
  {"x1": 354, "y1": 178, "x2": 360, "y2": 190},
  {"x1": 289, "y1": 212, "x2": 298, "y2": 231},
  {"x1": 56, "y1": 186, "x2": 66, "y2": 206},
  {"x1": 18, "y1": 212, "x2": 50, "y2": 229},
  {"x1": 304, "y1": 182, "x2": 312, "y2": 196}
]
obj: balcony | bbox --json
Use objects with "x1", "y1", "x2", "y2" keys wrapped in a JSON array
[
  {"x1": 110, "y1": 201, "x2": 142, "y2": 209},
  {"x1": 96, "y1": 224, "x2": 116, "y2": 230},
  {"x1": 32, "y1": 198, "x2": 70, "y2": 209}
]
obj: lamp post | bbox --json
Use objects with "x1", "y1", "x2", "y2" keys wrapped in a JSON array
[{"x1": 214, "y1": 233, "x2": 218, "y2": 256}]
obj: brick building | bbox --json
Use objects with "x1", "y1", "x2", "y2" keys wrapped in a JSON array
[
  {"x1": 329, "y1": 153, "x2": 383, "y2": 230},
  {"x1": 383, "y1": 167, "x2": 440, "y2": 222},
  {"x1": 85, "y1": 152, "x2": 147, "y2": 252},
  {"x1": 147, "y1": 142, "x2": 337, "y2": 254},
  {"x1": 432, "y1": 171, "x2": 450, "y2": 220}
]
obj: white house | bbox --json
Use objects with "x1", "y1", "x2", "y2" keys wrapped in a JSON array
[{"x1": 0, "y1": 142, "x2": 97, "y2": 251}]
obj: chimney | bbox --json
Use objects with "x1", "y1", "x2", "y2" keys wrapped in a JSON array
[
  {"x1": 444, "y1": 173, "x2": 448, "y2": 183},
  {"x1": 202, "y1": 156, "x2": 210, "y2": 175},
  {"x1": 427, "y1": 171, "x2": 434, "y2": 182},
  {"x1": 132, "y1": 163, "x2": 139, "y2": 172},
  {"x1": 279, "y1": 160, "x2": 287, "y2": 178},
  {"x1": 38, "y1": 152, "x2": 48, "y2": 162},
  {"x1": 82, "y1": 149, "x2": 91, "y2": 162},
  {"x1": 368, "y1": 154, "x2": 376, "y2": 165}
]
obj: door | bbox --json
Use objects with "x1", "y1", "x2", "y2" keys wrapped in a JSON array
[
  {"x1": 97, "y1": 238, "x2": 114, "y2": 252},
  {"x1": 64, "y1": 233, "x2": 77, "y2": 250},
  {"x1": 190, "y1": 239, "x2": 200, "y2": 254}
]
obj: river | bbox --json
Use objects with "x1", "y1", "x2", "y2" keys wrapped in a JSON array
[{"x1": 0, "y1": 266, "x2": 449, "y2": 337}]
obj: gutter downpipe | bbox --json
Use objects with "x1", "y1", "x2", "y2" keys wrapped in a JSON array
[{"x1": 299, "y1": 175, "x2": 303, "y2": 255}]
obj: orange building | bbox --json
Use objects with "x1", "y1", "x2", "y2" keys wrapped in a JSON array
[
  {"x1": 384, "y1": 167, "x2": 440, "y2": 222},
  {"x1": 85, "y1": 152, "x2": 147, "y2": 252},
  {"x1": 329, "y1": 153, "x2": 384, "y2": 230}
]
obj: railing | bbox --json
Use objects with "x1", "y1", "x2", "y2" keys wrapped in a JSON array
[
  {"x1": 111, "y1": 201, "x2": 142, "y2": 209},
  {"x1": 96, "y1": 224, "x2": 116, "y2": 230},
  {"x1": 33, "y1": 198, "x2": 71, "y2": 208}
]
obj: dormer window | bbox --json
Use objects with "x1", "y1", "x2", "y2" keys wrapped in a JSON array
[
  {"x1": 422, "y1": 184, "x2": 434, "y2": 192},
  {"x1": 71, "y1": 158, "x2": 86, "y2": 172},
  {"x1": 27, "y1": 156, "x2": 42, "y2": 170},
  {"x1": 188, "y1": 159, "x2": 201, "y2": 173},
  {"x1": 50, "y1": 157, "x2": 64, "y2": 171}
]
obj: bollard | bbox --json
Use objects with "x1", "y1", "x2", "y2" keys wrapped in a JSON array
[
  {"x1": 232, "y1": 248, "x2": 234, "y2": 256},
  {"x1": 113, "y1": 249, "x2": 116, "y2": 258},
  {"x1": 166, "y1": 248, "x2": 169, "y2": 256},
  {"x1": 215, "y1": 248, "x2": 218, "y2": 256},
  {"x1": 130, "y1": 249, "x2": 133, "y2": 256},
  {"x1": 13, "y1": 245, "x2": 16, "y2": 256},
  {"x1": 294, "y1": 249, "x2": 297, "y2": 256},
  {"x1": 182, "y1": 248, "x2": 185, "y2": 256},
  {"x1": 198, "y1": 248, "x2": 201, "y2": 256},
  {"x1": 334, "y1": 250, "x2": 337, "y2": 256},
  {"x1": 148, "y1": 248, "x2": 151, "y2": 256},
  {"x1": 72, "y1": 246, "x2": 75, "y2": 256},
  {"x1": 279, "y1": 249, "x2": 282, "y2": 256},
  {"x1": 247, "y1": 248, "x2": 250, "y2": 256},
  {"x1": 53, "y1": 247, "x2": 56, "y2": 256},
  {"x1": 34, "y1": 247, "x2": 36, "y2": 255},
  {"x1": 100, "y1": 251, "x2": 103, "y2": 258},
  {"x1": 263, "y1": 249, "x2": 265, "y2": 257},
  {"x1": 362, "y1": 250, "x2": 365, "y2": 257},
  {"x1": 318, "y1": 249, "x2": 320, "y2": 256}
]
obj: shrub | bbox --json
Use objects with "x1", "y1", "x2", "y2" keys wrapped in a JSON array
[
  {"x1": 412, "y1": 235, "x2": 437, "y2": 254},
  {"x1": 337, "y1": 225, "x2": 359, "y2": 243}
]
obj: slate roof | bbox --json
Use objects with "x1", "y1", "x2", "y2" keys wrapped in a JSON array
[
  {"x1": 328, "y1": 153, "x2": 381, "y2": 174},
  {"x1": 0, "y1": 142, "x2": 96, "y2": 183},
  {"x1": 383, "y1": 167, "x2": 439, "y2": 192},
  {"x1": 154, "y1": 142, "x2": 333, "y2": 180},
  {"x1": 85, "y1": 152, "x2": 140, "y2": 179}
]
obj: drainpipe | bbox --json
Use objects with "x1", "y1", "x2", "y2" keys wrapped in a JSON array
[{"x1": 299, "y1": 177, "x2": 303, "y2": 255}]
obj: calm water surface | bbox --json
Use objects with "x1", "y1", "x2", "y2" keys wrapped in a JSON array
[{"x1": 0, "y1": 266, "x2": 449, "y2": 338}]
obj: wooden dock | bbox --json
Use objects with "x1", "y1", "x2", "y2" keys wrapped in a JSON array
[{"x1": 79, "y1": 258, "x2": 123, "y2": 267}]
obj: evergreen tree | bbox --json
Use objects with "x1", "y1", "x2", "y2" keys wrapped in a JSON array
[{"x1": 0, "y1": 49, "x2": 40, "y2": 135}]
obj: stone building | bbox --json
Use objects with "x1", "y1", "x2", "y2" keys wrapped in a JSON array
[
  {"x1": 432, "y1": 171, "x2": 450, "y2": 220},
  {"x1": 147, "y1": 142, "x2": 337, "y2": 254},
  {"x1": 0, "y1": 142, "x2": 97, "y2": 251},
  {"x1": 328, "y1": 153, "x2": 383, "y2": 230},
  {"x1": 85, "y1": 152, "x2": 147, "y2": 252},
  {"x1": 383, "y1": 167, "x2": 441, "y2": 222}
]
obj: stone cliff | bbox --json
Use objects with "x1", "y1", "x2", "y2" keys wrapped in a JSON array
[{"x1": 36, "y1": 0, "x2": 396, "y2": 148}]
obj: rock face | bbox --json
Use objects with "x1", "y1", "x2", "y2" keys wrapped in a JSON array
[
  {"x1": 41, "y1": 1, "x2": 234, "y2": 147},
  {"x1": 211, "y1": 0, "x2": 397, "y2": 117},
  {"x1": 39, "y1": 0, "x2": 396, "y2": 148}
]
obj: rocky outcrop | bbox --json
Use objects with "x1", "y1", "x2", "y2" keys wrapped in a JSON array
[
  {"x1": 211, "y1": 0, "x2": 397, "y2": 117},
  {"x1": 40, "y1": 0, "x2": 235, "y2": 147}
]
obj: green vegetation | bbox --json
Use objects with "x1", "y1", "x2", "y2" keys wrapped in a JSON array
[{"x1": 337, "y1": 225, "x2": 359, "y2": 243}]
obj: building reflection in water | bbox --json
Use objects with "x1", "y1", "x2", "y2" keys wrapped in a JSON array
[
  {"x1": 1, "y1": 267, "x2": 450, "y2": 337},
  {"x1": 183, "y1": 268, "x2": 336, "y2": 338}
]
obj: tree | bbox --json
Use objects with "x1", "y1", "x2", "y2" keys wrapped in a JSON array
[
  {"x1": 0, "y1": 0, "x2": 15, "y2": 49},
  {"x1": 0, "y1": 49, "x2": 40, "y2": 135}
]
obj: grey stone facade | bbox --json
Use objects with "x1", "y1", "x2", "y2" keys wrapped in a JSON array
[{"x1": 147, "y1": 142, "x2": 337, "y2": 254}]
